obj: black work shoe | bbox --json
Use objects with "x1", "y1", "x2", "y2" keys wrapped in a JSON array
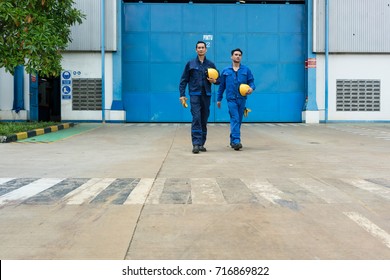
[
  {"x1": 192, "y1": 145, "x2": 200, "y2": 154},
  {"x1": 199, "y1": 145, "x2": 207, "y2": 152},
  {"x1": 232, "y1": 143, "x2": 243, "y2": 151}
]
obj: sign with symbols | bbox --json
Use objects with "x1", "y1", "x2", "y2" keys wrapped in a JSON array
[{"x1": 61, "y1": 70, "x2": 72, "y2": 99}]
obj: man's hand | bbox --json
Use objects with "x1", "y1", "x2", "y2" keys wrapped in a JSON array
[
  {"x1": 207, "y1": 77, "x2": 217, "y2": 84},
  {"x1": 217, "y1": 101, "x2": 221, "y2": 109},
  {"x1": 246, "y1": 87, "x2": 253, "y2": 95}
]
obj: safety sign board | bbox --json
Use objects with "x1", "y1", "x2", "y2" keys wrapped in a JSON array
[{"x1": 61, "y1": 70, "x2": 72, "y2": 100}]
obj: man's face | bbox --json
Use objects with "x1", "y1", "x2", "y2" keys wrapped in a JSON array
[
  {"x1": 196, "y1": 43, "x2": 207, "y2": 56},
  {"x1": 231, "y1": 51, "x2": 242, "y2": 63}
]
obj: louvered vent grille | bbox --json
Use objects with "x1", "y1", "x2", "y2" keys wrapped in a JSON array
[
  {"x1": 336, "y1": 79, "x2": 380, "y2": 111},
  {"x1": 72, "y1": 79, "x2": 102, "y2": 111}
]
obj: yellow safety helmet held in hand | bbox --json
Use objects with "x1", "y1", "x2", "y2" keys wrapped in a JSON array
[
  {"x1": 239, "y1": 84, "x2": 250, "y2": 96},
  {"x1": 207, "y1": 68, "x2": 219, "y2": 80}
]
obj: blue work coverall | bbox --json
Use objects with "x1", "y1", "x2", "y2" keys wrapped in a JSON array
[
  {"x1": 179, "y1": 57, "x2": 219, "y2": 146},
  {"x1": 217, "y1": 64, "x2": 255, "y2": 145}
]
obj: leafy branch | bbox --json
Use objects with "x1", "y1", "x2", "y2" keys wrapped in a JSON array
[{"x1": 0, "y1": 0, "x2": 85, "y2": 76}]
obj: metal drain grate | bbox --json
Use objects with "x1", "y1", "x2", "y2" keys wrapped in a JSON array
[
  {"x1": 336, "y1": 79, "x2": 380, "y2": 111},
  {"x1": 72, "y1": 78, "x2": 102, "y2": 111}
]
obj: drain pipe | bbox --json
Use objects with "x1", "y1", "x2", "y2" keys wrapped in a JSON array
[
  {"x1": 324, "y1": 0, "x2": 329, "y2": 122},
  {"x1": 101, "y1": 0, "x2": 106, "y2": 123}
]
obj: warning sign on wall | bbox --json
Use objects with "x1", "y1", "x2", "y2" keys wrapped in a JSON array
[
  {"x1": 305, "y1": 58, "x2": 316, "y2": 69},
  {"x1": 61, "y1": 70, "x2": 72, "y2": 100}
]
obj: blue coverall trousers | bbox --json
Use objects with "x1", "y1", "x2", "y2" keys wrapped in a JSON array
[
  {"x1": 227, "y1": 98, "x2": 246, "y2": 145},
  {"x1": 190, "y1": 94, "x2": 211, "y2": 146}
]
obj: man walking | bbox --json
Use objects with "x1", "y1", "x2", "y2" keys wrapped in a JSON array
[
  {"x1": 179, "y1": 41, "x2": 219, "y2": 154},
  {"x1": 217, "y1": 48, "x2": 255, "y2": 151}
]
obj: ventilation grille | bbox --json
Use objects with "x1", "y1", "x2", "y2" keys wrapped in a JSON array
[
  {"x1": 336, "y1": 79, "x2": 380, "y2": 111},
  {"x1": 72, "y1": 78, "x2": 102, "y2": 111}
]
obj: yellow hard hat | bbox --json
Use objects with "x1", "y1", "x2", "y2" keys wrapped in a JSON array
[
  {"x1": 239, "y1": 84, "x2": 250, "y2": 96},
  {"x1": 207, "y1": 68, "x2": 219, "y2": 80}
]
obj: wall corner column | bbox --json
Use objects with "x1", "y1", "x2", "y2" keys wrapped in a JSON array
[
  {"x1": 13, "y1": 65, "x2": 25, "y2": 113},
  {"x1": 112, "y1": 0, "x2": 124, "y2": 112}
]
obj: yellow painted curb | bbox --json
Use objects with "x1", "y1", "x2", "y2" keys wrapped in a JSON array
[
  {"x1": 35, "y1": 128, "x2": 45, "y2": 135},
  {"x1": 16, "y1": 132, "x2": 28, "y2": 140}
]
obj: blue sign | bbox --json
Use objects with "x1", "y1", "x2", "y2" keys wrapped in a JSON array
[
  {"x1": 61, "y1": 70, "x2": 73, "y2": 99},
  {"x1": 62, "y1": 86, "x2": 71, "y2": 94},
  {"x1": 62, "y1": 71, "x2": 71, "y2": 80}
]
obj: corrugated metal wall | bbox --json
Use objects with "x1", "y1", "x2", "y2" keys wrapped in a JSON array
[
  {"x1": 66, "y1": 0, "x2": 116, "y2": 51},
  {"x1": 314, "y1": 0, "x2": 390, "y2": 53}
]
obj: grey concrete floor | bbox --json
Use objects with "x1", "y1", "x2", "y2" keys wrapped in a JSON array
[{"x1": 0, "y1": 122, "x2": 390, "y2": 260}]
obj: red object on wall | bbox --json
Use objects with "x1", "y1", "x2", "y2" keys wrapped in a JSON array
[{"x1": 305, "y1": 58, "x2": 316, "y2": 69}]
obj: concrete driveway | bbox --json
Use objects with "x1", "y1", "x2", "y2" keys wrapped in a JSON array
[{"x1": 0, "y1": 123, "x2": 389, "y2": 260}]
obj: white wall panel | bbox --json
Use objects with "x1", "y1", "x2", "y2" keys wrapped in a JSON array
[{"x1": 316, "y1": 54, "x2": 390, "y2": 121}]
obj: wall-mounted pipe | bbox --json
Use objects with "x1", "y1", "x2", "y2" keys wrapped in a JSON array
[
  {"x1": 324, "y1": 0, "x2": 329, "y2": 122},
  {"x1": 101, "y1": 0, "x2": 106, "y2": 123}
]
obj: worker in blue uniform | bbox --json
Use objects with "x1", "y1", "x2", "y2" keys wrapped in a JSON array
[
  {"x1": 217, "y1": 48, "x2": 255, "y2": 151},
  {"x1": 179, "y1": 41, "x2": 219, "y2": 154}
]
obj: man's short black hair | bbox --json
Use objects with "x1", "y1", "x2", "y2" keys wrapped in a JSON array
[
  {"x1": 196, "y1": 41, "x2": 207, "y2": 48},
  {"x1": 231, "y1": 48, "x2": 243, "y2": 55}
]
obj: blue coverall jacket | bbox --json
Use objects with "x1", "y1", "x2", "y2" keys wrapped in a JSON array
[
  {"x1": 179, "y1": 57, "x2": 218, "y2": 97},
  {"x1": 217, "y1": 64, "x2": 256, "y2": 145},
  {"x1": 217, "y1": 64, "x2": 255, "y2": 102}
]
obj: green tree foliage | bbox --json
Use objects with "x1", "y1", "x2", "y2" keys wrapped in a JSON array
[{"x1": 0, "y1": 0, "x2": 85, "y2": 76}]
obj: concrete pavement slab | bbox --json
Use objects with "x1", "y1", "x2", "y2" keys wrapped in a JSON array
[
  {"x1": 125, "y1": 204, "x2": 390, "y2": 260},
  {"x1": 0, "y1": 205, "x2": 142, "y2": 259}
]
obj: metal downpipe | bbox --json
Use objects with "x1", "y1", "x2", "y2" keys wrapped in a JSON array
[
  {"x1": 101, "y1": 0, "x2": 106, "y2": 123},
  {"x1": 324, "y1": 0, "x2": 329, "y2": 122}
]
